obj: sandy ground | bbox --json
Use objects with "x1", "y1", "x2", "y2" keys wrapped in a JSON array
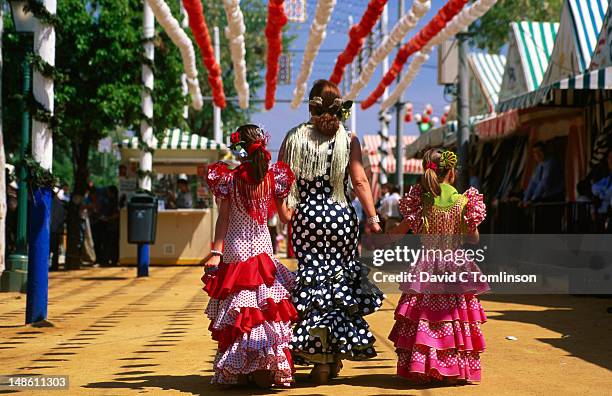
[{"x1": 0, "y1": 263, "x2": 611, "y2": 396}]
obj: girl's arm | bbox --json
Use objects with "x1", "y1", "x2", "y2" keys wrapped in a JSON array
[
  {"x1": 348, "y1": 135, "x2": 381, "y2": 233},
  {"x1": 275, "y1": 198, "x2": 294, "y2": 224},
  {"x1": 202, "y1": 198, "x2": 230, "y2": 268},
  {"x1": 388, "y1": 221, "x2": 411, "y2": 235},
  {"x1": 465, "y1": 229, "x2": 479, "y2": 245}
]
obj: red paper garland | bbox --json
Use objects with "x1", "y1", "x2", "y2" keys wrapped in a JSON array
[
  {"x1": 265, "y1": 0, "x2": 288, "y2": 110},
  {"x1": 329, "y1": 0, "x2": 388, "y2": 85},
  {"x1": 182, "y1": 0, "x2": 226, "y2": 108},
  {"x1": 361, "y1": 0, "x2": 467, "y2": 110}
]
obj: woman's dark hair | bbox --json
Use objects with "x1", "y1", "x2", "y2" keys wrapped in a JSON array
[
  {"x1": 237, "y1": 124, "x2": 269, "y2": 183},
  {"x1": 421, "y1": 148, "x2": 453, "y2": 197},
  {"x1": 309, "y1": 79, "x2": 342, "y2": 137}
]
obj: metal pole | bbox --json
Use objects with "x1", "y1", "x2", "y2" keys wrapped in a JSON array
[
  {"x1": 17, "y1": 55, "x2": 30, "y2": 255},
  {"x1": 456, "y1": 31, "x2": 470, "y2": 192},
  {"x1": 379, "y1": 3, "x2": 389, "y2": 185},
  {"x1": 395, "y1": 0, "x2": 405, "y2": 195},
  {"x1": 213, "y1": 26, "x2": 222, "y2": 142},
  {"x1": 2, "y1": 49, "x2": 31, "y2": 293}
]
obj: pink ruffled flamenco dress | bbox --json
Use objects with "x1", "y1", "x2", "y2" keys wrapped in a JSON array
[
  {"x1": 202, "y1": 161, "x2": 298, "y2": 386},
  {"x1": 389, "y1": 183, "x2": 488, "y2": 383}
]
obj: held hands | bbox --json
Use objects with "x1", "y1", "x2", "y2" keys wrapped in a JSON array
[{"x1": 367, "y1": 222, "x2": 382, "y2": 234}]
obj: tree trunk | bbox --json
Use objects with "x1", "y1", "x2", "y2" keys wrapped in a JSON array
[
  {"x1": 64, "y1": 137, "x2": 90, "y2": 270},
  {"x1": 0, "y1": 10, "x2": 6, "y2": 275}
]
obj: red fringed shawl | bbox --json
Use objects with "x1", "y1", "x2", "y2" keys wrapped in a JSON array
[{"x1": 207, "y1": 162, "x2": 295, "y2": 224}]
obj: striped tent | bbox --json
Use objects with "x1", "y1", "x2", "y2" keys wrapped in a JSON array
[
  {"x1": 468, "y1": 53, "x2": 507, "y2": 109},
  {"x1": 498, "y1": 66, "x2": 612, "y2": 111},
  {"x1": 362, "y1": 135, "x2": 423, "y2": 174},
  {"x1": 121, "y1": 128, "x2": 227, "y2": 150},
  {"x1": 543, "y1": 0, "x2": 609, "y2": 84},
  {"x1": 499, "y1": 22, "x2": 559, "y2": 102},
  {"x1": 590, "y1": 0, "x2": 612, "y2": 70}
]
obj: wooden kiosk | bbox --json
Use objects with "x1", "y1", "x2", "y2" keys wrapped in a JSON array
[{"x1": 118, "y1": 128, "x2": 228, "y2": 265}]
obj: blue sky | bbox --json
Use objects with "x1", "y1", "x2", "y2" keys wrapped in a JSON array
[{"x1": 250, "y1": 0, "x2": 453, "y2": 152}]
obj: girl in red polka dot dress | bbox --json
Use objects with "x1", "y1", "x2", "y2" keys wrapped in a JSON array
[
  {"x1": 202, "y1": 124, "x2": 298, "y2": 388},
  {"x1": 388, "y1": 148, "x2": 488, "y2": 385}
]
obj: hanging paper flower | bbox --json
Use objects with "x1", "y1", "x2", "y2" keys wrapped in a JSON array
[
  {"x1": 148, "y1": 0, "x2": 204, "y2": 110},
  {"x1": 361, "y1": 0, "x2": 468, "y2": 110},
  {"x1": 291, "y1": 0, "x2": 337, "y2": 109},
  {"x1": 182, "y1": 0, "x2": 226, "y2": 108},
  {"x1": 345, "y1": 0, "x2": 431, "y2": 101},
  {"x1": 265, "y1": 0, "x2": 288, "y2": 110},
  {"x1": 222, "y1": 0, "x2": 249, "y2": 109},
  {"x1": 380, "y1": 0, "x2": 498, "y2": 111},
  {"x1": 329, "y1": 0, "x2": 388, "y2": 85}
]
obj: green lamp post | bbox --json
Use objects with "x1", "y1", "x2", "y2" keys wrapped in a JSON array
[{"x1": 0, "y1": 1, "x2": 35, "y2": 292}]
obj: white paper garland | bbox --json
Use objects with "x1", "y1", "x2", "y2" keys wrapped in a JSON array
[
  {"x1": 223, "y1": 0, "x2": 249, "y2": 109},
  {"x1": 344, "y1": 0, "x2": 431, "y2": 101},
  {"x1": 381, "y1": 0, "x2": 498, "y2": 110},
  {"x1": 146, "y1": 0, "x2": 203, "y2": 110},
  {"x1": 290, "y1": 0, "x2": 337, "y2": 109}
]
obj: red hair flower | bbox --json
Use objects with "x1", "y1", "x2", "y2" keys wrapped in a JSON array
[
  {"x1": 425, "y1": 162, "x2": 438, "y2": 171},
  {"x1": 230, "y1": 132, "x2": 241, "y2": 144}
]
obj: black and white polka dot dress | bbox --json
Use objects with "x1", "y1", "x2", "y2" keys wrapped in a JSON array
[{"x1": 290, "y1": 133, "x2": 384, "y2": 365}]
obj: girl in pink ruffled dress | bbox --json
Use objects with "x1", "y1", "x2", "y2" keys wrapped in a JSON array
[
  {"x1": 202, "y1": 124, "x2": 298, "y2": 388},
  {"x1": 389, "y1": 148, "x2": 488, "y2": 384}
]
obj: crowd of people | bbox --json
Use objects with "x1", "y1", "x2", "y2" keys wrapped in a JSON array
[{"x1": 5, "y1": 179, "x2": 121, "y2": 270}]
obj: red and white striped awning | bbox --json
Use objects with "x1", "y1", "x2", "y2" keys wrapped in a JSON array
[
  {"x1": 362, "y1": 135, "x2": 423, "y2": 174},
  {"x1": 474, "y1": 110, "x2": 521, "y2": 141}
]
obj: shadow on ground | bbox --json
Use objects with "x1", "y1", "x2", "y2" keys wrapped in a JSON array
[{"x1": 481, "y1": 294, "x2": 612, "y2": 371}]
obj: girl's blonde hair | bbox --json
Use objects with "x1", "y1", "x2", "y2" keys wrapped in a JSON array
[{"x1": 421, "y1": 148, "x2": 458, "y2": 197}]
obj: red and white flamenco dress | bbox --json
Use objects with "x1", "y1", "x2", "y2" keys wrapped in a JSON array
[
  {"x1": 203, "y1": 161, "x2": 298, "y2": 386},
  {"x1": 389, "y1": 183, "x2": 488, "y2": 383}
]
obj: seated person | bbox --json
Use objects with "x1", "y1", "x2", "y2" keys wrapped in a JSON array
[{"x1": 522, "y1": 141, "x2": 565, "y2": 205}]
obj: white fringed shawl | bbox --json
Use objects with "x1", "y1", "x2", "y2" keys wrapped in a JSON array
[{"x1": 282, "y1": 123, "x2": 351, "y2": 208}]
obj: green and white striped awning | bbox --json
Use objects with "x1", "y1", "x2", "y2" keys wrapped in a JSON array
[
  {"x1": 469, "y1": 53, "x2": 506, "y2": 107},
  {"x1": 121, "y1": 128, "x2": 226, "y2": 150},
  {"x1": 512, "y1": 21, "x2": 559, "y2": 92},
  {"x1": 497, "y1": 66, "x2": 612, "y2": 112}
]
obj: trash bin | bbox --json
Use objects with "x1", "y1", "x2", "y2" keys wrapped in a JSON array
[{"x1": 127, "y1": 193, "x2": 158, "y2": 244}]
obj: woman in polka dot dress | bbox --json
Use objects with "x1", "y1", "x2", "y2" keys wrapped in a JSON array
[
  {"x1": 280, "y1": 80, "x2": 384, "y2": 384},
  {"x1": 389, "y1": 148, "x2": 488, "y2": 384},
  {"x1": 202, "y1": 125, "x2": 298, "y2": 388}
]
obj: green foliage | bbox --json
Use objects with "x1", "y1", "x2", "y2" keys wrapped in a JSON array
[
  {"x1": 2, "y1": 0, "x2": 294, "y2": 191},
  {"x1": 18, "y1": 154, "x2": 59, "y2": 190},
  {"x1": 468, "y1": 0, "x2": 563, "y2": 53}
]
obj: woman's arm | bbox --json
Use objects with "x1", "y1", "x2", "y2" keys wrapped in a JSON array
[
  {"x1": 275, "y1": 198, "x2": 294, "y2": 224},
  {"x1": 202, "y1": 198, "x2": 230, "y2": 268},
  {"x1": 348, "y1": 135, "x2": 380, "y2": 233}
]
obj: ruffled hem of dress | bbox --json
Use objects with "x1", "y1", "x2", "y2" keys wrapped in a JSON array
[
  {"x1": 292, "y1": 258, "x2": 384, "y2": 316},
  {"x1": 394, "y1": 294, "x2": 487, "y2": 323},
  {"x1": 213, "y1": 334, "x2": 294, "y2": 386},
  {"x1": 396, "y1": 346, "x2": 482, "y2": 382},
  {"x1": 206, "y1": 279, "x2": 295, "y2": 328},
  {"x1": 291, "y1": 307, "x2": 378, "y2": 364},
  {"x1": 209, "y1": 299, "x2": 297, "y2": 351},
  {"x1": 389, "y1": 319, "x2": 485, "y2": 352},
  {"x1": 203, "y1": 252, "x2": 294, "y2": 300}
]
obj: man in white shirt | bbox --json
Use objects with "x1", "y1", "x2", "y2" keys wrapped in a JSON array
[{"x1": 379, "y1": 183, "x2": 401, "y2": 232}]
